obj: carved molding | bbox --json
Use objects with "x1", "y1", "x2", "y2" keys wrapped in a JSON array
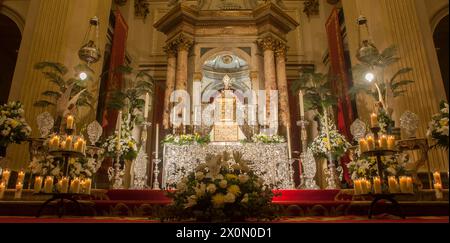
[
  {"x1": 274, "y1": 42, "x2": 288, "y2": 58},
  {"x1": 163, "y1": 42, "x2": 178, "y2": 57},
  {"x1": 135, "y1": 0, "x2": 150, "y2": 19},
  {"x1": 170, "y1": 34, "x2": 194, "y2": 52},
  {"x1": 303, "y1": 0, "x2": 320, "y2": 18},
  {"x1": 257, "y1": 35, "x2": 286, "y2": 52}
]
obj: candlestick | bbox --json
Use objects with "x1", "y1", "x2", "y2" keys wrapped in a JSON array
[
  {"x1": 433, "y1": 171, "x2": 442, "y2": 184},
  {"x1": 373, "y1": 176, "x2": 382, "y2": 194},
  {"x1": 366, "y1": 136, "x2": 375, "y2": 151},
  {"x1": 44, "y1": 176, "x2": 53, "y2": 193},
  {"x1": 60, "y1": 177, "x2": 69, "y2": 193},
  {"x1": 299, "y1": 90, "x2": 305, "y2": 117},
  {"x1": 144, "y1": 92, "x2": 149, "y2": 119},
  {"x1": 0, "y1": 182, "x2": 5, "y2": 199},
  {"x1": 66, "y1": 115, "x2": 74, "y2": 130},
  {"x1": 14, "y1": 182, "x2": 23, "y2": 199},
  {"x1": 1, "y1": 168, "x2": 10, "y2": 185},
  {"x1": 34, "y1": 176, "x2": 43, "y2": 193},
  {"x1": 370, "y1": 113, "x2": 378, "y2": 128},
  {"x1": 70, "y1": 177, "x2": 80, "y2": 194},
  {"x1": 155, "y1": 124, "x2": 159, "y2": 158}
]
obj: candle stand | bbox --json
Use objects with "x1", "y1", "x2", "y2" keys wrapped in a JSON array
[
  {"x1": 358, "y1": 127, "x2": 412, "y2": 219},
  {"x1": 297, "y1": 118, "x2": 319, "y2": 189}
]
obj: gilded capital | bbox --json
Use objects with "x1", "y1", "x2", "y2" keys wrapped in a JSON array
[
  {"x1": 256, "y1": 36, "x2": 278, "y2": 51},
  {"x1": 274, "y1": 43, "x2": 288, "y2": 58},
  {"x1": 163, "y1": 43, "x2": 178, "y2": 57},
  {"x1": 172, "y1": 34, "x2": 194, "y2": 52}
]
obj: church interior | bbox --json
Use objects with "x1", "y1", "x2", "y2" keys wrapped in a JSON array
[{"x1": 0, "y1": 0, "x2": 448, "y2": 225}]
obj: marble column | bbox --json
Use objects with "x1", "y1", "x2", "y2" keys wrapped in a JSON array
[
  {"x1": 162, "y1": 44, "x2": 177, "y2": 130},
  {"x1": 257, "y1": 36, "x2": 278, "y2": 127},
  {"x1": 275, "y1": 43, "x2": 291, "y2": 136},
  {"x1": 175, "y1": 35, "x2": 193, "y2": 92}
]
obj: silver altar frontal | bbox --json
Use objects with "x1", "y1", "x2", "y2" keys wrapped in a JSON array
[{"x1": 162, "y1": 142, "x2": 294, "y2": 189}]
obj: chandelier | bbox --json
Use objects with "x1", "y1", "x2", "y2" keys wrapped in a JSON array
[
  {"x1": 78, "y1": 17, "x2": 101, "y2": 65},
  {"x1": 356, "y1": 15, "x2": 379, "y2": 64}
]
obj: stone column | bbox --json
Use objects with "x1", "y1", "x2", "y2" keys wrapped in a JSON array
[
  {"x1": 275, "y1": 43, "x2": 291, "y2": 135},
  {"x1": 162, "y1": 43, "x2": 177, "y2": 130},
  {"x1": 175, "y1": 35, "x2": 193, "y2": 92},
  {"x1": 257, "y1": 36, "x2": 278, "y2": 127}
]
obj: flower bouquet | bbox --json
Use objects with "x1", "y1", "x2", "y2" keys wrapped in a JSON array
[
  {"x1": 161, "y1": 151, "x2": 278, "y2": 222},
  {"x1": 162, "y1": 133, "x2": 210, "y2": 145},
  {"x1": 102, "y1": 121, "x2": 138, "y2": 161},
  {"x1": 0, "y1": 101, "x2": 32, "y2": 152},
  {"x1": 309, "y1": 116, "x2": 351, "y2": 160},
  {"x1": 250, "y1": 134, "x2": 286, "y2": 144},
  {"x1": 427, "y1": 101, "x2": 449, "y2": 150}
]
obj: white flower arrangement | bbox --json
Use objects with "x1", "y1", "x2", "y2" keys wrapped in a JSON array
[
  {"x1": 162, "y1": 133, "x2": 210, "y2": 145},
  {"x1": 0, "y1": 101, "x2": 32, "y2": 147},
  {"x1": 250, "y1": 133, "x2": 286, "y2": 144},
  {"x1": 28, "y1": 155, "x2": 99, "y2": 178},
  {"x1": 427, "y1": 101, "x2": 449, "y2": 149},
  {"x1": 102, "y1": 120, "x2": 138, "y2": 161},
  {"x1": 309, "y1": 115, "x2": 351, "y2": 159}
]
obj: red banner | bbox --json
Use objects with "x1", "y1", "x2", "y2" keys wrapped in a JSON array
[
  {"x1": 101, "y1": 10, "x2": 128, "y2": 136},
  {"x1": 326, "y1": 7, "x2": 354, "y2": 184}
]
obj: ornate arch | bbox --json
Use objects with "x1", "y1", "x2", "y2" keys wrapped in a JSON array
[{"x1": 0, "y1": 5, "x2": 25, "y2": 33}]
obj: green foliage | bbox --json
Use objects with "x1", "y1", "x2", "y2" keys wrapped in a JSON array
[
  {"x1": 290, "y1": 71, "x2": 337, "y2": 115},
  {"x1": 106, "y1": 65, "x2": 154, "y2": 130}
]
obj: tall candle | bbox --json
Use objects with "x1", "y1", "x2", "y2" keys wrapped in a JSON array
[
  {"x1": 15, "y1": 182, "x2": 23, "y2": 199},
  {"x1": 83, "y1": 178, "x2": 92, "y2": 195},
  {"x1": 144, "y1": 92, "x2": 149, "y2": 119},
  {"x1": 366, "y1": 136, "x2": 375, "y2": 151},
  {"x1": 359, "y1": 139, "x2": 368, "y2": 153},
  {"x1": 1, "y1": 169, "x2": 10, "y2": 185},
  {"x1": 370, "y1": 113, "x2": 378, "y2": 128},
  {"x1": 44, "y1": 176, "x2": 54, "y2": 193},
  {"x1": 406, "y1": 176, "x2": 413, "y2": 193},
  {"x1": 81, "y1": 139, "x2": 87, "y2": 154},
  {"x1": 380, "y1": 135, "x2": 388, "y2": 149},
  {"x1": 66, "y1": 115, "x2": 74, "y2": 129},
  {"x1": 70, "y1": 177, "x2": 80, "y2": 194},
  {"x1": 66, "y1": 136, "x2": 73, "y2": 150},
  {"x1": 117, "y1": 111, "x2": 122, "y2": 151},
  {"x1": 17, "y1": 170, "x2": 25, "y2": 184},
  {"x1": 387, "y1": 136, "x2": 395, "y2": 150},
  {"x1": 286, "y1": 125, "x2": 292, "y2": 159},
  {"x1": 354, "y1": 179, "x2": 362, "y2": 195},
  {"x1": 155, "y1": 124, "x2": 159, "y2": 158},
  {"x1": 299, "y1": 90, "x2": 305, "y2": 117},
  {"x1": 399, "y1": 176, "x2": 408, "y2": 193},
  {"x1": 360, "y1": 179, "x2": 368, "y2": 194},
  {"x1": 60, "y1": 177, "x2": 69, "y2": 193},
  {"x1": 323, "y1": 108, "x2": 332, "y2": 151},
  {"x1": 433, "y1": 171, "x2": 442, "y2": 184},
  {"x1": 34, "y1": 176, "x2": 43, "y2": 193},
  {"x1": 0, "y1": 182, "x2": 5, "y2": 199},
  {"x1": 373, "y1": 176, "x2": 382, "y2": 194}
]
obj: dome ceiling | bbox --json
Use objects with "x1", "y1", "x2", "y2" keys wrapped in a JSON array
[{"x1": 203, "y1": 54, "x2": 248, "y2": 73}]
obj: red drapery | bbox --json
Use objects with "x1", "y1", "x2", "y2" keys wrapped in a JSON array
[
  {"x1": 101, "y1": 10, "x2": 128, "y2": 136},
  {"x1": 326, "y1": 8, "x2": 354, "y2": 184}
]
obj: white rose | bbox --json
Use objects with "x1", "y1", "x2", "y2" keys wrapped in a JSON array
[
  {"x1": 177, "y1": 182, "x2": 187, "y2": 192},
  {"x1": 215, "y1": 174, "x2": 224, "y2": 180},
  {"x1": 224, "y1": 192, "x2": 235, "y2": 203},
  {"x1": 195, "y1": 171, "x2": 205, "y2": 181},
  {"x1": 219, "y1": 179, "x2": 227, "y2": 189},
  {"x1": 238, "y1": 174, "x2": 249, "y2": 184},
  {"x1": 206, "y1": 184, "x2": 216, "y2": 193}
]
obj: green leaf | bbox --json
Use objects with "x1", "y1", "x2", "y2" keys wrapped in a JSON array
[
  {"x1": 34, "y1": 62, "x2": 68, "y2": 75},
  {"x1": 41, "y1": 90, "x2": 62, "y2": 99},
  {"x1": 391, "y1": 80, "x2": 414, "y2": 91},
  {"x1": 34, "y1": 100, "x2": 56, "y2": 107},
  {"x1": 42, "y1": 71, "x2": 65, "y2": 88},
  {"x1": 390, "y1": 68, "x2": 413, "y2": 83},
  {"x1": 393, "y1": 90, "x2": 408, "y2": 97}
]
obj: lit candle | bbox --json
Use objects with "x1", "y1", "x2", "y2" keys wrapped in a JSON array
[
  {"x1": 434, "y1": 183, "x2": 443, "y2": 199},
  {"x1": 155, "y1": 124, "x2": 159, "y2": 158},
  {"x1": 0, "y1": 182, "x2": 5, "y2": 199},
  {"x1": 299, "y1": 90, "x2": 305, "y2": 117},
  {"x1": 70, "y1": 177, "x2": 80, "y2": 194},
  {"x1": 81, "y1": 139, "x2": 87, "y2": 154},
  {"x1": 373, "y1": 176, "x2": 382, "y2": 194},
  {"x1": 380, "y1": 135, "x2": 388, "y2": 149},
  {"x1": 370, "y1": 113, "x2": 378, "y2": 128},
  {"x1": 34, "y1": 176, "x2": 43, "y2": 193},
  {"x1": 66, "y1": 136, "x2": 73, "y2": 150},
  {"x1": 60, "y1": 177, "x2": 69, "y2": 193},
  {"x1": 365, "y1": 179, "x2": 372, "y2": 194},
  {"x1": 366, "y1": 136, "x2": 375, "y2": 151},
  {"x1": 387, "y1": 136, "x2": 395, "y2": 150},
  {"x1": 406, "y1": 176, "x2": 413, "y2": 193},
  {"x1": 399, "y1": 176, "x2": 408, "y2": 193},
  {"x1": 60, "y1": 141, "x2": 66, "y2": 150},
  {"x1": 358, "y1": 139, "x2": 368, "y2": 153},
  {"x1": 286, "y1": 125, "x2": 292, "y2": 159},
  {"x1": 1, "y1": 168, "x2": 11, "y2": 185},
  {"x1": 433, "y1": 171, "x2": 442, "y2": 184},
  {"x1": 17, "y1": 170, "x2": 25, "y2": 184},
  {"x1": 354, "y1": 179, "x2": 363, "y2": 195},
  {"x1": 66, "y1": 115, "x2": 74, "y2": 130},
  {"x1": 388, "y1": 176, "x2": 398, "y2": 194},
  {"x1": 144, "y1": 92, "x2": 149, "y2": 119},
  {"x1": 14, "y1": 182, "x2": 23, "y2": 199},
  {"x1": 44, "y1": 176, "x2": 54, "y2": 193},
  {"x1": 83, "y1": 178, "x2": 92, "y2": 195},
  {"x1": 74, "y1": 140, "x2": 81, "y2": 152},
  {"x1": 361, "y1": 179, "x2": 368, "y2": 194}
]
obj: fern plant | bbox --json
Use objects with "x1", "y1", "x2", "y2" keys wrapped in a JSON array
[
  {"x1": 106, "y1": 66, "x2": 154, "y2": 130},
  {"x1": 349, "y1": 45, "x2": 414, "y2": 114},
  {"x1": 33, "y1": 62, "x2": 94, "y2": 132}
]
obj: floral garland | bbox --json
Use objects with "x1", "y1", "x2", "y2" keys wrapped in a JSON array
[
  {"x1": 161, "y1": 152, "x2": 278, "y2": 222},
  {"x1": 427, "y1": 101, "x2": 449, "y2": 150},
  {"x1": 347, "y1": 148, "x2": 409, "y2": 180},
  {"x1": 309, "y1": 115, "x2": 351, "y2": 160},
  {"x1": 250, "y1": 134, "x2": 286, "y2": 144},
  {"x1": 162, "y1": 134, "x2": 210, "y2": 145},
  {"x1": 28, "y1": 155, "x2": 99, "y2": 179},
  {"x1": 0, "y1": 101, "x2": 32, "y2": 147},
  {"x1": 102, "y1": 119, "x2": 138, "y2": 161}
]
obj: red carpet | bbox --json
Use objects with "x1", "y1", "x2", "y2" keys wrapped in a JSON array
[{"x1": 0, "y1": 215, "x2": 447, "y2": 223}]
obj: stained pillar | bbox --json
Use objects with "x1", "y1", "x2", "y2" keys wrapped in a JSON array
[
  {"x1": 275, "y1": 43, "x2": 291, "y2": 135},
  {"x1": 162, "y1": 43, "x2": 177, "y2": 130},
  {"x1": 175, "y1": 35, "x2": 193, "y2": 92}
]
